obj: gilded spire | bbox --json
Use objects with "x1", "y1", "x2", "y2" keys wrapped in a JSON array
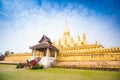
[
  {"x1": 63, "y1": 20, "x2": 70, "y2": 36},
  {"x1": 83, "y1": 33, "x2": 86, "y2": 39},
  {"x1": 77, "y1": 35, "x2": 81, "y2": 46},
  {"x1": 82, "y1": 33, "x2": 87, "y2": 45},
  {"x1": 78, "y1": 35, "x2": 81, "y2": 41},
  {"x1": 95, "y1": 40, "x2": 98, "y2": 45}
]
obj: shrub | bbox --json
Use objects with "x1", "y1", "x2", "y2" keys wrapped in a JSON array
[
  {"x1": 16, "y1": 63, "x2": 26, "y2": 68},
  {"x1": 31, "y1": 64, "x2": 43, "y2": 69}
]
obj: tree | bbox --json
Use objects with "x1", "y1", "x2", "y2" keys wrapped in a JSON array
[
  {"x1": 10, "y1": 52, "x2": 14, "y2": 54},
  {"x1": 0, "y1": 52, "x2": 4, "y2": 56},
  {"x1": 4, "y1": 51, "x2": 14, "y2": 56},
  {"x1": 0, "y1": 52, "x2": 5, "y2": 61},
  {"x1": 4, "y1": 51, "x2": 10, "y2": 56}
]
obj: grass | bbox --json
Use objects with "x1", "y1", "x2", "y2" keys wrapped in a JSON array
[{"x1": 0, "y1": 64, "x2": 120, "y2": 80}]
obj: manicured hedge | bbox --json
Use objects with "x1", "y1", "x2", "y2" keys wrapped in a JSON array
[
  {"x1": 31, "y1": 64, "x2": 43, "y2": 69},
  {"x1": 16, "y1": 63, "x2": 26, "y2": 68}
]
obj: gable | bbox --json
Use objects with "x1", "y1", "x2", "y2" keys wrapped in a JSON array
[{"x1": 39, "y1": 35, "x2": 52, "y2": 44}]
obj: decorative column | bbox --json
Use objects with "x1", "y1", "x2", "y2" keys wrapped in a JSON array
[
  {"x1": 45, "y1": 48, "x2": 50, "y2": 67},
  {"x1": 46, "y1": 48, "x2": 49, "y2": 57},
  {"x1": 55, "y1": 51, "x2": 57, "y2": 60}
]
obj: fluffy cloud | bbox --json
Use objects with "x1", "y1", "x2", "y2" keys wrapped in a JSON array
[{"x1": 0, "y1": 0, "x2": 120, "y2": 53}]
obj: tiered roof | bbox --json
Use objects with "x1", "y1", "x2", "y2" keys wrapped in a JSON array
[{"x1": 30, "y1": 35, "x2": 58, "y2": 51}]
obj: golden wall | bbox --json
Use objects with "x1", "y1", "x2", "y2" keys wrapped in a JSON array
[
  {"x1": 57, "y1": 47, "x2": 120, "y2": 61},
  {"x1": 4, "y1": 53, "x2": 32, "y2": 63}
]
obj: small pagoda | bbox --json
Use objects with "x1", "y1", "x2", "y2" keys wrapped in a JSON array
[{"x1": 30, "y1": 35, "x2": 58, "y2": 68}]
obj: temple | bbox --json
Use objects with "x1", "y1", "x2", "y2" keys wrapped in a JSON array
[{"x1": 2, "y1": 21, "x2": 120, "y2": 70}]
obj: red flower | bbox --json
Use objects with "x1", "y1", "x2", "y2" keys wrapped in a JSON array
[{"x1": 31, "y1": 60, "x2": 37, "y2": 66}]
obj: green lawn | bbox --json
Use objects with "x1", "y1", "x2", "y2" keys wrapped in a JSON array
[{"x1": 0, "y1": 64, "x2": 120, "y2": 80}]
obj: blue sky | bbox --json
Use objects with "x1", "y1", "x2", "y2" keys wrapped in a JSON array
[{"x1": 0, "y1": 0, "x2": 120, "y2": 53}]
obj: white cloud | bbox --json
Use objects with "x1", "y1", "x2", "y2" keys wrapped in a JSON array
[{"x1": 0, "y1": 0, "x2": 120, "y2": 53}]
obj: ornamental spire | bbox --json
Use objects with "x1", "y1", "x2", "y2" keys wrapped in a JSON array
[
  {"x1": 63, "y1": 20, "x2": 70, "y2": 36},
  {"x1": 82, "y1": 33, "x2": 88, "y2": 45}
]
